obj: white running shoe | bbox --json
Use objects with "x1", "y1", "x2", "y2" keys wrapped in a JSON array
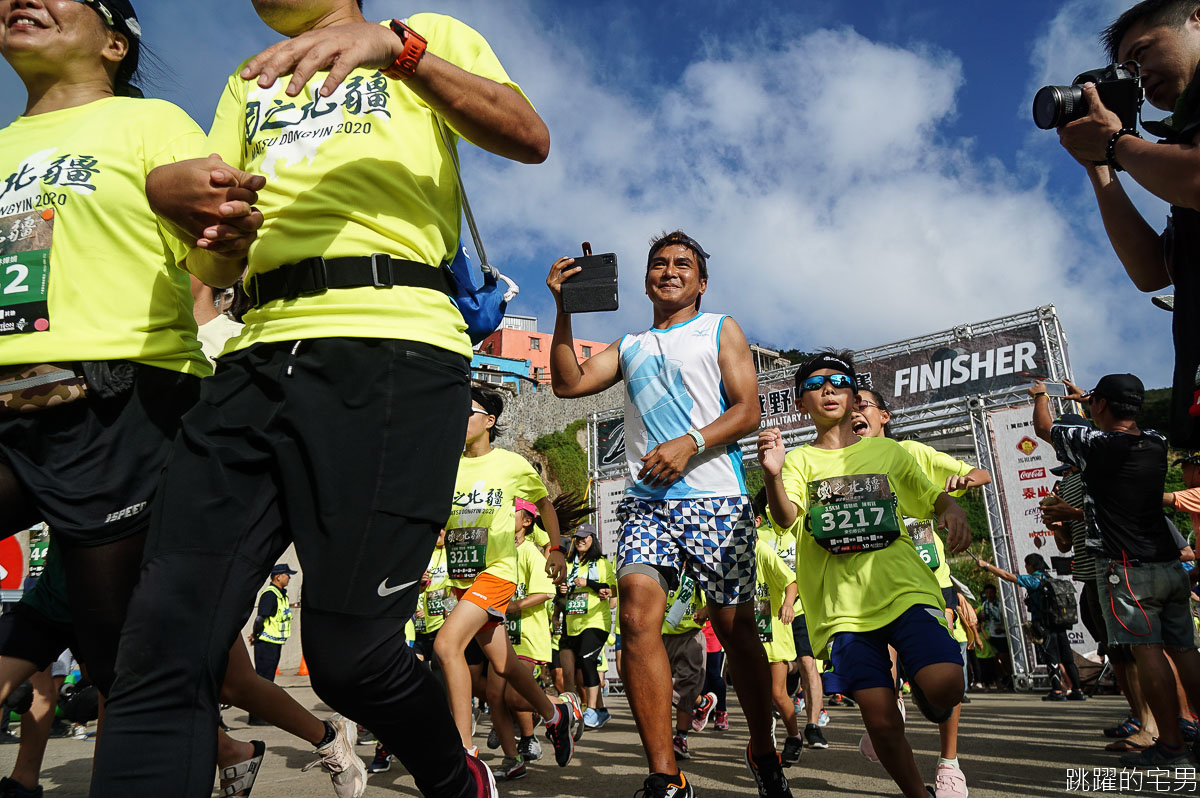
[
  {"x1": 934, "y1": 763, "x2": 969, "y2": 797},
  {"x1": 301, "y1": 715, "x2": 367, "y2": 798}
]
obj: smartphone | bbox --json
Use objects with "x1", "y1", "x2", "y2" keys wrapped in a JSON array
[
  {"x1": 1050, "y1": 556, "x2": 1074, "y2": 577},
  {"x1": 561, "y1": 251, "x2": 619, "y2": 314},
  {"x1": 1042, "y1": 382, "x2": 1070, "y2": 398}
]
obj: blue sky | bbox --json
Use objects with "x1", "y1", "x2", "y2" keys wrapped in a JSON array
[{"x1": 0, "y1": 0, "x2": 1173, "y2": 387}]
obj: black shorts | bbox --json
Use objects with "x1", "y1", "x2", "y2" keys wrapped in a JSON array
[
  {"x1": 0, "y1": 364, "x2": 199, "y2": 546},
  {"x1": 560, "y1": 627, "x2": 607, "y2": 661},
  {"x1": 0, "y1": 602, "x2": 74, "y2": 672},
  {"x1": 791, "y1": 614, "x2": 814, "y2": 659},
  {"x1": 143, "y1": 337, "x2": 470, "y2": 618}
]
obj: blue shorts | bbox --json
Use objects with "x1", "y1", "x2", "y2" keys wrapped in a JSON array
[
  {"x1": 823, "y1": 605, "x2": 962, "y2": 695},
  {"x1": 616, "y1": 495, "x2": 757, "y2": 606}
]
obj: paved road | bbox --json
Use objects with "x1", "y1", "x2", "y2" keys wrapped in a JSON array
[{"x1": 3, "y1": 678, "x2": 1164, "y2": 796}]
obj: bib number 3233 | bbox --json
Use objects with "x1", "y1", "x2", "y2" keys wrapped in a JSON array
[{"x1": 807, "y1": 474, "x2": 901, "y2": 555}]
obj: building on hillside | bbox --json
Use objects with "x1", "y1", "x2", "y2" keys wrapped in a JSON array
[
  {"x1": 749, "y1": 344, "x2": 791, "y2": 373},
  {"x1": 471, "y1": 352, "x2": 537, "y2": 395},
  {"x1": 477, "y1": 316, "x2": 606, "y2": 386}
]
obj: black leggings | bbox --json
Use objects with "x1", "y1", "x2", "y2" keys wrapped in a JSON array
[
  {"x1": 703, "y1": 649, "x2": 727, "y2": 712},
  {"x1": 562, "y1": 627, "x2": 607, "y2": 688},
  {"x1": 1042, "y1": 628, "x2": 1082, "y2": 691},
  {"x1": 0, "y1": 461, "x2": 38, "y2": 538}
]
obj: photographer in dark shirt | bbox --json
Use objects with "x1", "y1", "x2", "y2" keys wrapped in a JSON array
[
  {"x1": 1032, "y1": 373, "x2": 1200, "y2": 767},
  {"x1": 1058, "y1": 0, "x2": 1200, "y2": 448}
]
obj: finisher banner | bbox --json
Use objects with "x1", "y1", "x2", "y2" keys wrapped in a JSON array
[
  {"x1": 988, "y1": 405, "x2": 1096, "y2": 658},
  {"x1": 758, "y1": 321, "x2": 1051, "y2": 436}
]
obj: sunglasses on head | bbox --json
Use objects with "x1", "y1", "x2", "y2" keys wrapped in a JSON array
[{"x1": 801, "y1": 374, "x2": 853, "y2": 392}]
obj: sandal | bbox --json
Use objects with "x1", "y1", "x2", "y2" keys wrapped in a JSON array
[
  {"x1": 1103, "y1": 717, "x2": 1141, "y2": 739},
  {"x1": 219, "y1": 739, "x2": 265, "y2": 798},
  {"x1": 1105, "y1": 738, "x2": 1148, "y2": 752}
]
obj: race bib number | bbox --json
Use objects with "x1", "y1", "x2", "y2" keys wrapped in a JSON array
[
  {"x1": 906, "y1": 518, "x2": 941, "y2": 570},
  {"x1": 807, "y1": 474, "x2": 901, "y2": 555},
  {"x1": 414, "y1": 613, "x2": 426, "y2": 633},
  {"x1": 446, "y1": 527, "x2": 488, "y2": 580},
  {"x1": 665, "y1": 575, "x2": 696, "y2": 629},
  {"x1": 442, "y1": 591, "x2": 459, "y2": 616},
  {"x1": 426, "y1": 588, "x2": 447, "y2": 617},
  {"x1": 754, "y1": 586, "x2": 773, "y2": 643},
  {"x1": 566, "y1": 594, "x2": 589, "y2": 615},
  {"x1": 0, "y1": 209, "x2": 53, "y2": 336},
  {"x1": 552, "y1": 608, "x2": 564, "y2": 637},
  {"x1": 506, "y1": 615, "x2": 521, "y2": 645}
]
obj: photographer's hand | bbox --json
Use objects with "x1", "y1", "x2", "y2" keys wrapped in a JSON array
[{"x1": 1058, "y1": 83, "x2": 1122, "y2": 165}]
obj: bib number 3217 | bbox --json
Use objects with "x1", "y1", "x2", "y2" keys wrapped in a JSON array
[{"x1": 807, "y1": 474, "x2": 901, "y2": 555}]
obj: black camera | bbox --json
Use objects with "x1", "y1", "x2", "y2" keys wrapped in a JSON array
[{"x1": 1033, "y1": 63, "x2": 1143, "y2": 130}]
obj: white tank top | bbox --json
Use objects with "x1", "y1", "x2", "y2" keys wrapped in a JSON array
[{"x1": 618, "y1": 312, "x2": 747, "y2": 500}]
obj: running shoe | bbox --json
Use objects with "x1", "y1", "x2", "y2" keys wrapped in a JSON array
[
  {"x1": 544, "y1": 698, "x2": 576, "y2": 767},
  {"x1": 491, "y1": 755, "x2": 527, "y2": 781},
  {"x1": 594, "y1": 708, "x2": 612, "y2": 728},
  {"x1": 300, "y1": 714, "x2": 367, "y2": 798},
  {"x1": 0, "y1": 777, "x2": 43, "y2": 798},
  {"x1": 471, "y1": 702, "x2": 482, "y2": 737},
  {"x1": 218, "y1": 741, "x2": 265, "y2": 798},
  {"x1": 366, "y1": 745, "x2": 392, "y2": 775},
  {"x1": 1066, "y1": 691, "x2": 1087, "y2": 701},
  {"x1": 744, "y1": 744, "x2": 793, "y2": 798},
  {"x1": 1182, "y1": 718, "x2": 1199, "y2": 743},
  {"x1": 794, "y1": 695, "x2": 805, "y2": 714},
  {"x1": 781, "y1": 735, "x2": 803, "y2": 766},
  {"x1": 934, "y1": 763, "x2": 969, "y2": 798},
  {"x1": 859, "y1": 731, "x2": 879, "y2": 763},
  {"x1": 1041, "y1": 691, "x2": 1067, "y2": 702},
  {"x1": 673, "y1": 732, "x2": 690, "y2": 760},
  {"x1": 634, "y1": 773, "x2": 694, "y2": 798},
  {"x1": 356, "y1": 725, "x2": 376, "y2": 745},
  {"x1": 910, "y1": 679, "x2": 952, "y2": 724},
  {"x1": 692, "y1": 692, "x2": 717, "y2": 732},
  {"x1": 803, "y1": 724, "x2": 828, "y2": 750},
  {"x1": 714, "y1": 711, "x2": 729, "y2": 731},
  {"x1": 518, "y1": 735, "x2": 543, "y2": 762},
  {"x1": 817, "y1": 709, "x2": 830, "y2": 728},
  {"x1": 486, "y1": 726, "x2": 501, "y2": 750},
  {"x1": 561, "y1": 692, "x2": 585, "y2": 743},
  {"x1": 1104, "y1": 717, "x2": 1141, "y2": 738},
  {"x1": 1120, "y1": 741, "x2": 1194, "y2": 768},
  {"x1": 464, "y1": 753, "x2": 500, "y2": 798},
  {"x1": 583, "y1": 707, "x2": 601, "y2": 729},
  {"x1": 826, "y1": 693, "x2": 847, "y2": 707}
]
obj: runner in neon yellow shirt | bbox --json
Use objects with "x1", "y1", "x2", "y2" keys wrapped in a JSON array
[
  {"x1": 753, "y1": 539, "x2": 801, "y2": 765},
  {"x1": 434, "y1": 387, "x2": 578, "y2": 774},
  {"x1": 852, "y1": 387, "x2": 991, "y2": 796},
  {"x1": 560, "y1": 525, "x2": 616, "y2": 730},
  {"x1": 758, "y1": 351, "x2": 972, "y2": 798}
]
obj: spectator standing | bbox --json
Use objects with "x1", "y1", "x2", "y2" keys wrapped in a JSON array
[{"x1": 247, "y1": 564, "x2": 298, "y2": 724}]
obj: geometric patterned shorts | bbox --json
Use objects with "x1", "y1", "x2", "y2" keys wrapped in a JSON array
[{"x1": 615, "y1": 494, "x2": 758, "y2": 606}]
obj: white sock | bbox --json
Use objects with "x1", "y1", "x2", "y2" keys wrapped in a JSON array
[
  {"x1": 544, "y1": 705, "x2": 561, "y2": 727},
  {"x1": 938, "y1": 757, "x2": 959, "y2": 769},
  {"x1": 465, "y1": 745, "x2": 478, "y2": 757}
]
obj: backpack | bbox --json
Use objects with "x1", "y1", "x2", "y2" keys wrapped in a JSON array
[
  {"x1": 1034, "y1": 574, "x2": 1078, "y2": 631},
  {"x1": 437, "y1": 122, "x2": 519, "y2": 345}
]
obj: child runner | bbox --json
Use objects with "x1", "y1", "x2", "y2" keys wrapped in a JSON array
[
  {"x1": 757, "y1": 351, "x2": 972, "y2": 798},
  {"x1": 433, "y1": 387, "x2": 579, "y2": 768},
  {"x1": 852, "y1": 387, "x2": 991, "y2": 798},
  {"x1": 560, "y1": 524, "x2": 616, "y2": 730},
  {"x1": 693, "y1": 622, "x2": 726, "y2": 732},
  {"x1": 753, "y1": 535, "x2": 802, "y2": 767}
]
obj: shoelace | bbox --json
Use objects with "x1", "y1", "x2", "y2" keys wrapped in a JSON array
[{"x1": 301, "y1": 746, "x2": 349, "y2": 776}]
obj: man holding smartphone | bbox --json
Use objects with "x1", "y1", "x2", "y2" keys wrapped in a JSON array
[{"x1": 546, "y1": 232, "x2": 789, "y2": 798}]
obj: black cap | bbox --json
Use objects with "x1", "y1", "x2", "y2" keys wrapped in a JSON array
[
  {"x1": 1049, "y1": 463, "x2": 1074, "y2": 476},
  {"x1": 80, "y1": 0, "x2": 141, "y2": 94},
  {"x1": 271, "y1": 563, "x2": 298, "y2": 576},
  {"x1": 1090, "y1": 373, "x2": 1144, "y2": 407},
  {"x1": 795, "y1": 353, "x2": 857, "y2": 392}
]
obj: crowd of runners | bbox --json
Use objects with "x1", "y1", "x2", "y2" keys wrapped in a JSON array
[{"x1": 0, "y1": 0, "x2": 1199, "y2": 797}]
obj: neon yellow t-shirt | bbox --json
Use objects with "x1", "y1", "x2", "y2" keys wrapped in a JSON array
[
  {"x1": 755, "y1": 540, "x2": 797, "y2": 662},
  {"x1": 564, "y1": 556, "x2": 616, "y2": 637},
  {"x1": 416, "y1": 544, "x2": 449, "y2": 635},
  {"x1": 0, "y1": 97, "x2": 208, "y2": 375},
  {"x1": 206, "y1": 14, "x2": 529, "y2": 360},
  {"x1": 447, "y1": 447, "x2": 548, "y2": 588},
  {"x1": 899, "y1": 439, "x2": 972, "y2": 588},
  {"x1": 661, "y1": 574, "x2": 706, "y2": 635},
  {"x1": 759, "y1": 510, "x2": 803, "y2": 614},
  {"x1": 952, "y1": 612, "x2": 968, "y2": 644},
  {"x1": 509, "y1": 538, "x2": 555, "y2": 662},
  {"x1": 780, "y1": 436, "x2": 948, "y2": 658},
  {"x1": 530, "y1": 527, "x2": 551, "y2": 550}
]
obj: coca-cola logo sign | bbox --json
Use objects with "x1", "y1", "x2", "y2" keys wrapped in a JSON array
[{"x1": 1019, "y1": 468, "x2": 1045, "y2": 481}]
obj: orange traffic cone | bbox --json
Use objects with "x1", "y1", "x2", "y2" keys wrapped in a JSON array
[{"x1": 297, "y1": 656, "x2": 309, "y2": 676}]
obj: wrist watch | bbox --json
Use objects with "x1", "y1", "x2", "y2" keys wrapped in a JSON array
[
  {"x1": 686, "y1": 428, "x2": 706, "y2": 455},
  {"x1": 384, "y1": 20, "x2": 428, "y2": 80}
]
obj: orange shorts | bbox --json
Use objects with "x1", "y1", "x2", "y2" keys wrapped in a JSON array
[{"x1": 453, "y1": 572, "x2": 517, "y2": 628}]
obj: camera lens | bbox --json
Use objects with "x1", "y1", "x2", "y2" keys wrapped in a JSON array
[{"x1": 1033, "y1": 84, "x2": 1086, "y2": 129}]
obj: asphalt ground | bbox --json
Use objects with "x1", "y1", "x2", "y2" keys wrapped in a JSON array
[{"x1": 2, "y1": 678, "x2": 1179, "y2": 797}]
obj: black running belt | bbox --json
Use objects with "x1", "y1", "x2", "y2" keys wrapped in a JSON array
[{"x1": 248, "y1": 254, "x2": 454, "y2": 308}]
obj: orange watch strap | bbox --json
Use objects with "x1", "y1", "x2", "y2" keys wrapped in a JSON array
[{"x1": 385, "y1": 20, "x2": 427, "y2": 80}]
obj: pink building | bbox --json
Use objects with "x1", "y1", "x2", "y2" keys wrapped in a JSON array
[{"x1": 477, "y1": 315, "x2": 607, "y2": 386}]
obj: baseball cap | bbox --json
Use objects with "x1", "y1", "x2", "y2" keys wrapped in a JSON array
[
  {"x1": 514, "y1": 497, "x2": 538, "y2": 517},
  {"x1": 1089, "y1": 373, "x2": 1144, "y2": 407},
  {"x1": 573, "y1": 523, "x2": 597, "y2": 539},
  {"x1": 271, "y1": 563, "x2": 298, "y2": 576},
  {"x1": 1175, "y1": 451, "x2": 1200, "y2": 467}
]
